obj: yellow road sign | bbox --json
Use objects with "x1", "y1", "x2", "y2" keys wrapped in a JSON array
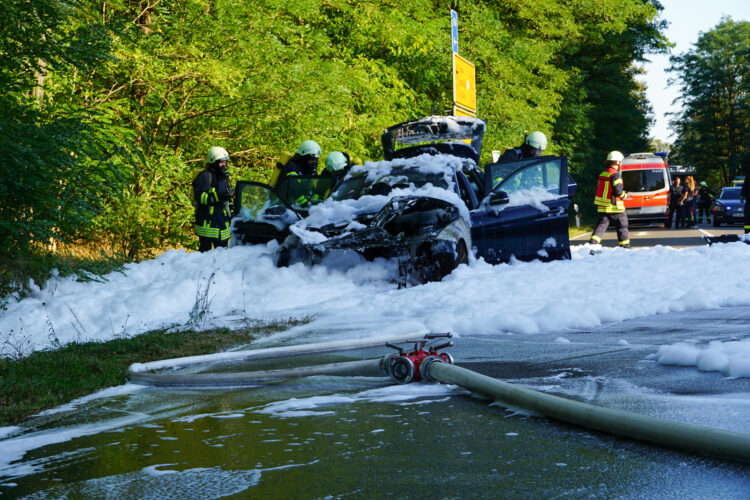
[{"x1": 453, "y1": 52, "x2": 476, "y2": 113}]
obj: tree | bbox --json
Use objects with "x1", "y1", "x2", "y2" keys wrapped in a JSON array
[
  {"x1": 669, "y1": 18, "x2": 750, "y2": 186},
  {"x1": 0, "y1": 0, "x2": 134, "y2": 258}
]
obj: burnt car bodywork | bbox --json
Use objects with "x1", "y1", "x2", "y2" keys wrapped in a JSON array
[
  {"x1": 277, "y1": 161, "x2": 474, "y2": 284},
  {"x1": 230, "y1": 116, "x2": 575, "y2": 284}
]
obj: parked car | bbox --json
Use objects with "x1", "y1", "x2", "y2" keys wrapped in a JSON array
[
  {"x1": 712, "y1": 187, "x2": 746, "y2": 226},
  {"x1": 620, "y1": 152, "x2": 671, "y2": 225},
  {"x1": 231, "y1": 116, "x2": 575, "y2": 284}
]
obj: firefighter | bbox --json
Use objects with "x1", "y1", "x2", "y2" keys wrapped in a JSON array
[
  {"x1": 193, "y1": 146, "x2": 233, "y2": 252},
  {"x1": 275, "y1": 140, "x2": 321, "y2": 185},
  {"x1": 741, "y1": 162, "x2": 750, "y2": 234},
  {"x1": 497, "y1": 131, "x2": 547, "y2": 162},
  {"x1": 696, "y1": 181, "x2": 714, "y2": 224},
  {"x1": 588, "y1": 151, "x2": 630, "y2": 249}
]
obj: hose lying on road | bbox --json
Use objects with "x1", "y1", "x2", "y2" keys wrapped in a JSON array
[
  {"x1": 126, "y1": 334, "x2": 411, "y2": 386},
  {"x1": 422, "y1": 360, "x2": 750, "y2": 465},
  {"x1": 128, "y1": 358, "x2": 383, "y2": 387},
  {"x1": 129, "y1": 336, "x2": 750, "y2": 465}
]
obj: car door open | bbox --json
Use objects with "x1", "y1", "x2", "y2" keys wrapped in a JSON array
[{"x1": 471, "y1": 156, "x2": 571, "y2": 263}]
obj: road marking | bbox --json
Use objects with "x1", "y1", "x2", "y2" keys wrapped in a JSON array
[
  {"x1": 698, "y1": 228, "x2": 714, "y2": 237},
  {"x1": 570, "y1": 232, "x2": 590, "y2": 240}
]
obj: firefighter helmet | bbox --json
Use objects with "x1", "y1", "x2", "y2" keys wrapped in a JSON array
[
  {"x1": 325, "y1": 152, "x2": 348, "y2": 172},
  {"x1": 525, "y1": 131, "x2": 547, "y2": 151},
  {"x1": 296, "y1": 140, "x2": 321, "y2": 158},
  {"x1": 606, "y1": 151, "x2": 624, "y2": 163},
  {"x1": 206, "y1": 146, "x2": 229, "y2": 164}
]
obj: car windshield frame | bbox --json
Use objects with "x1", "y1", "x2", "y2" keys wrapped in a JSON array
[{"x1": 330, "y1": 165, "x2": 453, "y2": 201}]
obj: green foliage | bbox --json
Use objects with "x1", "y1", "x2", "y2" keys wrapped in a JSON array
[
  {"x1": 2, "y1": 0, "x2": 668, "y2": 261},
  {"x1": 0, "y1": 0, "x2": 136, "y2": 258},
  {"x1": 669, "y1": 17, "x2": 750, "y2": 186}
]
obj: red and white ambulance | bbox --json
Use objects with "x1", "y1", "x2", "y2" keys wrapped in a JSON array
[{"x1": 620, "y1": 152, "x2": 671, "y2": 225}]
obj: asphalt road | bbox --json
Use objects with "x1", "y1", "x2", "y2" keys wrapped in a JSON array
[{"x1": 570, "y1": 219, "x2": 745, "y2": 248}]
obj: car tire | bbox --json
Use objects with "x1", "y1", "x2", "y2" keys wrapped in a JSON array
[
  {"x1": 713, "y1": 218, "x2": 720, "y2": 227},
  {"x1": 455, "y1": 240, "x2": 469, "y2": 267}
]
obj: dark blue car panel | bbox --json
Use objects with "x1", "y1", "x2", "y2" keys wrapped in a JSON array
[{"x1": 471, "y1": 157, "x2": 571, "y2": 264}]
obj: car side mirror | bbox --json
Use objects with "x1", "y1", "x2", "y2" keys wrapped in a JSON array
[{"x1": 489, "y1": 191, "x2": 509, "y2": 206}]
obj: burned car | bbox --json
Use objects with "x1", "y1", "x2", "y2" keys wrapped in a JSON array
[
  {"x1": 278, "y1": 156, "x2": 475, "y2": 284},
  {"x1": 230, "y1": 116, "x2": 575, "y2": 284}
]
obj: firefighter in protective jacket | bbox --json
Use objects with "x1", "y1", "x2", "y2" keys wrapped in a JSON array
[
  {"x1": 193, "y1": 146, "x2": 233, "y2": 252},
  {"x1": 588, "y1": 151, "x2": 630, "y2": 249}
]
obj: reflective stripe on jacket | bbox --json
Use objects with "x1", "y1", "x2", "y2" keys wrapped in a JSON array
[{"x1": 594, "y1": 167, "x2": 625, "y2": 213}]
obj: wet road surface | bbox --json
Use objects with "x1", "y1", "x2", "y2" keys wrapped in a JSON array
[
  {"x1": 2, "y1": 307, "x2": 750, "y2": 498},
  {"x1": 570, "y1": 221, "x2": 744, "y2": 249}
]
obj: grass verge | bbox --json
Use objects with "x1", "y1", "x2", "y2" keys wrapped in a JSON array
[{"x1": 0, "y1": 321, "x2": 301, "y2": 427}]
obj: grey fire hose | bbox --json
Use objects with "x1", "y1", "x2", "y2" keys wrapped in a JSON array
[
  {"x1": 126, "y1": 334, "x2": 414, "y2": 387},
  {"x1": 128, "y1": 358, "x2": 383, "y2": 387},
  {"x1": 421, "y1": 359, "x2": 750, "y2": 465}
]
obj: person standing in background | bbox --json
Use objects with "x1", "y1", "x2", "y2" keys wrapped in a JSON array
[
  {"x1": 741, "y1": 161, "x2": 750, "y2": 234},
  {"x1": 666, "y1": 176, "x2": 683, "y2": 229},
  {"x1": 684, "y1": 175, "x2": 697, "y2": 228},
  {"x1": 696, "y1": 181, "x2": 714, "y2": 224}
]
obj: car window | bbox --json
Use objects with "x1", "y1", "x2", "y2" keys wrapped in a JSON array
[
  {"x1": 621, "y1": 169, "x2": 666, "y2": 192},
  {"x1": 237, "y1": 184, "x2": 289, "y2": 220},
  {"x1": 720, "y1": 189, "x2": 741, "y2": 200},
  {"x1": 487, "y1": 160, "x2": 526, "y2": 189},
  {"x1": 495, "y1": 159, "x2": 562, "y2": 195}
]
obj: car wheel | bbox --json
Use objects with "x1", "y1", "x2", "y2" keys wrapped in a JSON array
[
  {"x1": 713, "y1": 217, "x2": 720, "y2": 227},
  {"x1": 455, "y1": 240, "x2": 469, "y2": 267}
]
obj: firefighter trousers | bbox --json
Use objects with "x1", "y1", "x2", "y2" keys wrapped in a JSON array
[{"x1": 589, "y1": 212, "x2": 630, "y2": 247}]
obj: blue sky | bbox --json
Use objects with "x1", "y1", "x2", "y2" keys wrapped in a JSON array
[{"x1": 642, "y1": 0, "x2": 750, "y2": 143}]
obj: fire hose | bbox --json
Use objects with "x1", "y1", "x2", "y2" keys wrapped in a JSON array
[{"x1": 128, "y1": 333, "x2": 750, "y2": 464}]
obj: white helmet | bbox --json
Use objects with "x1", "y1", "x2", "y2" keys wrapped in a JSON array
[
  {"x1": 606, "y1": 151, "x2": 624, "y2": 162},
  {"x1": 525, "y1": 131, "x2": 547, "y2": 151},
  {"x1": 296, "y1": 140, "x2": 321, "y2": 158},
  {"x1": 325, "y1": 152, "x2": 348, "y2": 172},
  {"x1": 206, "y1": 146, "x2": 229, "y2": 164}
]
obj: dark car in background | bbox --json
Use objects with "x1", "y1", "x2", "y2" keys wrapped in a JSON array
[{"x1": 713, "y1": 187, "x2": 745, "y2": 226}]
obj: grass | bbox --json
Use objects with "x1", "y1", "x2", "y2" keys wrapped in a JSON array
[
  {"x1": 0, "y1": 320, "x2": 303, "y2": 427},
  {"x1": 569, "y1": 224, "x2": 593, "y2": 239}
]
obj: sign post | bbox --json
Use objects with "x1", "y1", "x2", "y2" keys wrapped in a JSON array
[
  {"x1": 451, "y1": 10, "x2": 459, "y2": 54},
  {"x1": 450, "y1": 10, "x2": 476, "y2": 117}
]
